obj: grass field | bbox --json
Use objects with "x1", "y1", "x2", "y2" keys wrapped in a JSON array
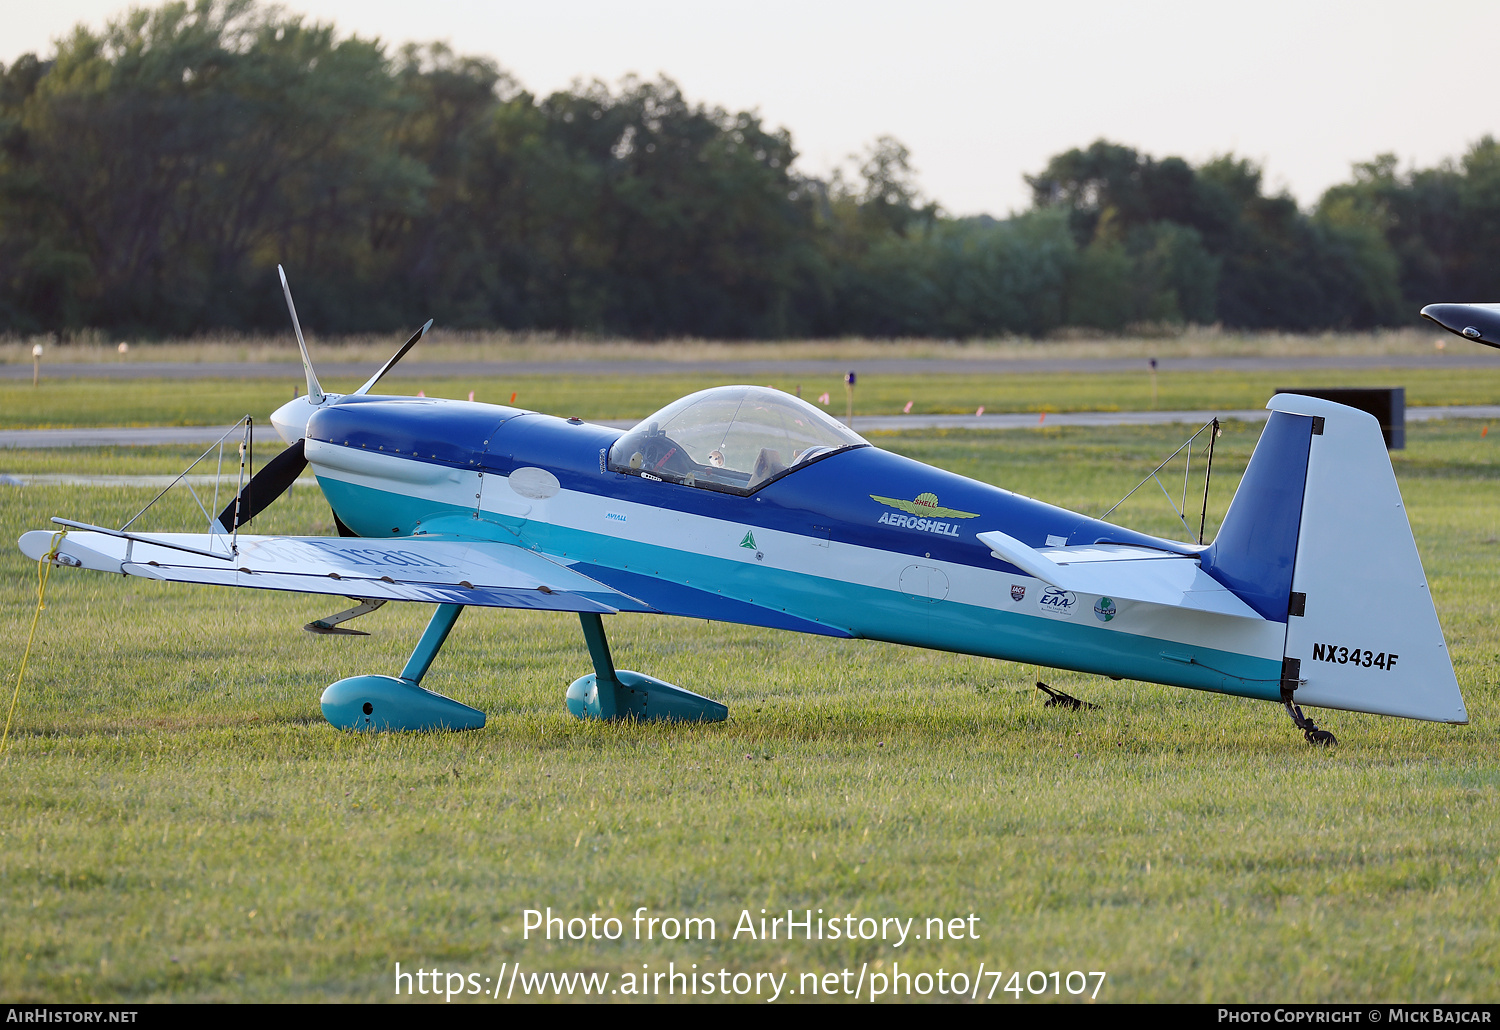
[
  {"x1": 0, "y1": 325, "x2": 1456, "y2": 367},
  {"x1": 2, "y1": 412, "x2": 1499, "y2": 1001},
  {"x1": 7, "y1": 364, "x2": 1500, "y2": 430}
]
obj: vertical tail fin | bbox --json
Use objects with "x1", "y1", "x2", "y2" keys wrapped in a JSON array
[
  {"x1": 1205, "y1": 395, "x2": 1466, "y2": 724},
  {"x1": 1201, "y1": 409, "x2": 1314, "y2": 621}
]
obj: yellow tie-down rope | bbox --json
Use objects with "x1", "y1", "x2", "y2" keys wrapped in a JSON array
[{"x1": 2, "y1": 529, "x2": 66, "y2": 755}]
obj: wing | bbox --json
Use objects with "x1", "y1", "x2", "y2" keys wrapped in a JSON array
[
  {"x1": 18, "y1": 527, "x2": 651, "y2": 615},
  {"x1": 977, "y1": 530, "x2": 1261, "y2": 620}
]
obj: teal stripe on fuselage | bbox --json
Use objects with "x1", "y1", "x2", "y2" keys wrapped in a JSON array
[
  {"x1": 317, "y1": 473, "x2": 471, "y2": 537},
  {"x1": 316, "y1": 475, "x2": 1282, "y2": 702}
]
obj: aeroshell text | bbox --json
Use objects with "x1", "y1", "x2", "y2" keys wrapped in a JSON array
[{"x1": 877, "y1": 512, "x2": 961, "y2": 536}]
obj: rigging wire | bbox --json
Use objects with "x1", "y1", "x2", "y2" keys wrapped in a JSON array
[{"x1": 1097, "y1": 419, "x2": 1222, "y2": 541}]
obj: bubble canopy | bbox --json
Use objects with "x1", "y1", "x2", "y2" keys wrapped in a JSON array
[{"x1": 608, "y1": 385, "x2": 868, "y2": 494}]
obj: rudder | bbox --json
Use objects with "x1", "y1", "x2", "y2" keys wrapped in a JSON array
[
  {"x1": 1201, "y1": 410, "x2": 1315, "y2": 622},
  {"x1": 1270, "y1": 394, "x2": 1465, "y2": 723}
]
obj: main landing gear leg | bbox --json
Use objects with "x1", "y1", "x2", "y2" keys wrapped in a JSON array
[
  {"x1": 318, "y1": 603, "x2": 486, "y2": 731},
  {"x1": 566, "y1": 612, "x2": 727, "y2": 722},
  {"x1": 1283, "y1": 701, "x2": 1337, "y2": 746}
]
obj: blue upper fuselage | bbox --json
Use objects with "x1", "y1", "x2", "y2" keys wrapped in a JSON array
[
  {"x1": 305, "y1": 394, "x2": 1195, "y2": 575},
  {"x1": 301, "y1": 393, "x2": 1291, "y2": 699}
]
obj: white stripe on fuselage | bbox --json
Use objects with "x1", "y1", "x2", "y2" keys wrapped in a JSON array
[
  {"x1": 306, "y1": 438, "x2": 483, "y2": 520},
  {"x1": 306, "y1": 446, "x2": 1284, "y2": 660}
]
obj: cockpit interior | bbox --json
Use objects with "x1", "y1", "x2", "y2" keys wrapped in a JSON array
[{"x1": 608, "y1": 385, "x2": 868, "y2": 494}]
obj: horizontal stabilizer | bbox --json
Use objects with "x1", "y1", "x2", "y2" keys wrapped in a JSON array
[
  {"x1": 977, "y1": 530, "x2": 1261, "y2": 619},
  {"x1": 19, "y1": 528, "x2": 651, "y2": 615}
]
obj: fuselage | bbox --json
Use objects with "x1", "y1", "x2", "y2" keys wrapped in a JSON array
[{"x1": 299, "y1": 395, "x2": 1286, "y2": 700}]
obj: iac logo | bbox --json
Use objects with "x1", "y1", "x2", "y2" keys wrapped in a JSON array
[
  {"x1": 1038, "y1": 587, "x2": 1077, "y2": 618},
  {"x1": 1010, "y1": 584, "x2": 1026, "y2": 602}
]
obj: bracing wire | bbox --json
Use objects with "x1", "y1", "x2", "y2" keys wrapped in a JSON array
[
  {"x1": 120, "y1": 417, "x2": 251, "y2": 538},
  {"x1": 1097, "y1": 419, "x2": 1222, "y2": 541}
]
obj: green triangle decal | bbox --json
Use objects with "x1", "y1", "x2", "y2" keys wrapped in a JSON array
[{"x1": 740, "y1": 531, "x2": 757, "y2": 549}]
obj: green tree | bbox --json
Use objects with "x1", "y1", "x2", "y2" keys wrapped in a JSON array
[
  {"x1": 0, "y1": 0, "x2": 429, "y2": 333},
  {"x1": 1321, "y1": 139, "x2": 1500, "y2": 315}
]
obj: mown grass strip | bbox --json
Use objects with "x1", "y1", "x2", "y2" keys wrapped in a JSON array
[
  {"x1": 0, "y1": 421, "x2": 1495, "y2": 1001},
  {"x1": 5, "y1": 366, "x2": 1500, "y2": 430}
]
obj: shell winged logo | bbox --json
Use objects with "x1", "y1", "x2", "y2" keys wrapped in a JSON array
[{"x1": 869, "y1": 491, "x2": 980, "y2": 519}]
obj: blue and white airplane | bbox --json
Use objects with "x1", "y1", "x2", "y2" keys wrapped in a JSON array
[{"x1": 17, "y1": 273, "x2": 1471, "y2": 741}]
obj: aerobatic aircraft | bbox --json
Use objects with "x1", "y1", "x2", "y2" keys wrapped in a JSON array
[{"x1": 17, "y1": 272, "x2": 1472, "y2": 742}]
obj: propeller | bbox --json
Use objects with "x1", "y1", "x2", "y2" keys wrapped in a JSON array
[
  {"x1": 353, "y1": 318, "x2": 433, "y2": 397},
  {"x1": 281, "y1": 264, "x2": 324, "y2": 404},
  {"x1": 214, "y1": 268, "x2": 434, "y2": 534},
  {"x1": 217, "y1": 438, "x2": 307, "y2": 532},
  {"x1": 268, "y1": 265, "x2": 335, "y2": 445}
]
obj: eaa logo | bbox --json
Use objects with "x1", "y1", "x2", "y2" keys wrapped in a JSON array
[
  {"x1": 1038, "y1": 587, "x2": 1076, "y2": 618},
  {"x1": 1094, "y1": 596, "x2": 1117, "y2": 622},
  {"x1": 1010, "y1": 584, "x2": 1026, "y2": 602}
]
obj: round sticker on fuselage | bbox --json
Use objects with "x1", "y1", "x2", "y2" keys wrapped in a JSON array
[{"x1": 509, "y1": 467, "x2": 560, "y2": 500}]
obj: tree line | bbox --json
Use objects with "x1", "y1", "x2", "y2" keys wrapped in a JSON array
[{"x1": 2, "y1": 0, "x2": 1496, "y2": 340}]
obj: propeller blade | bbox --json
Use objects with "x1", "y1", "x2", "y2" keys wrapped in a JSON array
[
  {"x1": 278, "y1": 265, "x2": 324, "y2": 404},
  {"x1": 353, "y1": 319, "x2": 434, "y2": 396},
  {"x1": 217, "y1": 439, "x2": 308, "y2": 532}
]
